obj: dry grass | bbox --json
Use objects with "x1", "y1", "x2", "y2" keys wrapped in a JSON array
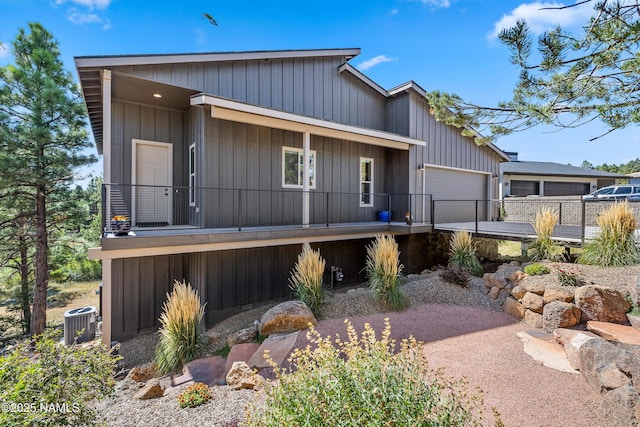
[
  {"x1": 448, "y1": 230, "x2": 483, "y2": 277},
  {"x1": 530, "y1": 207, "x2": 563, "y2": 262},
  {"x1": 365, "y1": 234, "x2": 407, "y2": 310},
  {"x1": 289, "y1": 244, "x2": 326, "y2": 315}
]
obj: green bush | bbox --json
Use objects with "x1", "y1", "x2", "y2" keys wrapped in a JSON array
[
  {"x1": 578, "y1": 201, "x2": 640, "y2": 266},
  {"x1": 289, "y1": 243, "x2": 326, "y2": 315},
  {"x1": 448, "y1": 230, "x2": 484, "y2": 277},
  {"x1": 155, "y1": 280, "x2": 206, "y2": 375},
  {"x1": 556, "y1": 269, "x2": 584, "y2": 287},
  {"x1": 530, "y1": 207, "x2": 564, "y2": 262},
  {"x1": 365, "y1": 234, "x2": 407, "y2": 311},
  {"x1": 177, "y1": 382, "x2": 212, "y2": 408},
  {"x1": 0, "y1": 329, "x2": 119, "y2": 426},
  {"x1": 246, "y1": 319, "x2": 497, "y2": 426},
  {"x1": 524, "y1": 263, "x2": 550, "y2": 276}
]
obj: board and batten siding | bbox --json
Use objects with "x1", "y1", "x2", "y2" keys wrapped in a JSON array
[
  {"x1": 108, "y1": 239, "x2": 370, "y2": 341},
  {"x1": 116, "y1": 56, "x2": 387, "y2": 131}
]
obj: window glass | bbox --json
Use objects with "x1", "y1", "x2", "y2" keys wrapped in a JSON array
[
  {"x1": 189, "y1": 144, "x2": 196, "y2": 206},
  {"x1": 616, "y1": 186, "x2": 631, "y2": 194},
  {"x1": 282, "y1": 147, "x2": 316, "y2": 188},
  {"x1": 360, "y1": 158, "x2": 373, "y2": 207}
]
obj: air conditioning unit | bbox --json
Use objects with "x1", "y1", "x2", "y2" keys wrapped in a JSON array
[{"x1": 63, "y1": 306, "x2": 97, "y2": 346}]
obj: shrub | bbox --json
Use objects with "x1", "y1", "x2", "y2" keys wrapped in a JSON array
[
  {"x1": 177, "y1": 382, "x2": 212, "y2": 408},
  {"x1": 530, "y1": 207, "x2": 564, "y2": 262},
  {"x1": 0, "y1": 329, "x2": 119, "y2": 426},
  {"x1": 578, "y1": 201, "x2": 640, "y2": 266},
  {"x1": 289, "y1": 243, "x2": 326, "y2": 315},
  {"x1": 524, "y1": 263, "x2": 550, "y2": 276},
  {"x1": 364, "y1": 234, "x2": 407, "y2": 311},
  {"x1": 246, "y1": 319, "x2": 496, "y2": 426},
  {"x1": 556, "y1": 269, "x2": 584, "y2": 287},
  {"x1": 448, "y1": 230, "x2": 484, "y2": 277},
  {"x1": 438, "y1": 264, "x2": 470, "y2": 287},
  {"x1": 155, "y1": 280, "x2": 206, "y2": 375}
]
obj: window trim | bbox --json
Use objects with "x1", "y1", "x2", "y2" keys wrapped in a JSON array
[
  {"x1": 282, "y1": 146, "x2": 316, "y2": 189},
  {"x1": 189, "y1": 143, "x2": 196, "y2": 206},
  {"x1": 360, "y1": 157, "x2": 374, "y2": 207}
]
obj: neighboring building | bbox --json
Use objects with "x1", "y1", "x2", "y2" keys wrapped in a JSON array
[
  {"x1": 75, "y1": 48, "x2": 509, "y2": 344},
  {"x1": 629, "y1": 172, "x2": 640, "y2": 184},
  {"x1": 500, "y1": 152, "x2": 625, "y2": 197}
]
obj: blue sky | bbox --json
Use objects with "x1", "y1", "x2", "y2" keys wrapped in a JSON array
[{"x1": 1, "y1": 0, "x2": 637, "y2": 180}]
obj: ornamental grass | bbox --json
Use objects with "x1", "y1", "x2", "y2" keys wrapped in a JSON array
[
  {"x1": 578, "y1": 201, "x2": 640, "y2": 266},
  {"x1": 155, "y1": 280, "x2": 206, "y2": 375},
  {"x1": 448, "y1": 230, "x2": 484, "y2": 277},
  {"x1": 289, "y1": 243, "x2": 326, "y2": 315},
  {"x1": 530, "y1": 207, "x2": 564, "y2": 262},
  {"x1": 365, "y1": 234, "x2": 407, "y2": 311}
]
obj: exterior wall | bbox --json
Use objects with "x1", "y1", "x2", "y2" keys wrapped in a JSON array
[
  {"x1": 117, "y1": 55, "x2": 387, "y2": 131},
  {"x1": 502, "y1": 174, "x2": 598, "y2": 197}
]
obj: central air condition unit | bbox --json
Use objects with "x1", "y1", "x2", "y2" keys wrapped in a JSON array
[{"x1": 63, "y1": 306, "x2": 97, "y2": 346}]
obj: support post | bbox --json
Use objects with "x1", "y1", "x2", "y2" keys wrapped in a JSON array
[{"x1": 302, "y1": 131, "x2": 310, "y2": 228}]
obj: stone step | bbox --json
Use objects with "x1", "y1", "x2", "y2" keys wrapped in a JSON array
[
  {"x1": 586, "y1": 321, "x2": 640, "y2": 345},
  {"x1": 161, "y1": 356, "x2": 227, "y2": 389},
  {"x1": 248, "y1": 330, "x2": 300, "y2": 369},
  {"x1": 517, "y1": 329, "x2": 578, "y2": 374},
  {"x1": 552, "y1": 328, "x2": 601, "y2": 371}
]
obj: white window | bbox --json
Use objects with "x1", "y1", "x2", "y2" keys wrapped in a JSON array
[
  {"x1": 360, "y1": 157, "x2": 373, "y2": 207},
  {"x1": 282, "y1": 147, "x2": 316, "y2": 189},
  {"x1": 189, "y1": 143, "x2": 196, "y2": 206}
]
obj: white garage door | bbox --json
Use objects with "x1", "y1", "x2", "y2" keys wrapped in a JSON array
[{"x1": 425, "y1": 167, "x2": 488, "y2": 223}]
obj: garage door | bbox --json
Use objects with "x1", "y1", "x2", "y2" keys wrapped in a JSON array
[
  {"x1": 544, "y1": 181, "x2": 590, "y2": 196},
  {"x1": 425, "y1": 167, "x2": 488, "y2": 223},
  {"x1": 511, "y1": 180, "x2": 540, "y2": 196}
]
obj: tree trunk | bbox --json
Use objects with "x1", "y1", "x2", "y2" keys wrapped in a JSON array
[
  {"x1": 19, "y1": 237, "x2": 31, "y2": 335},
  {"x1": 30, "y1": 186, "x2": 48, "y2": 336}
]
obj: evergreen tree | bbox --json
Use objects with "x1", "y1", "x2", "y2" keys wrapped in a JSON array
[
  {"x1": 0, "y1": 23, "x2": 96, "y2": 335},
  {"x1": 427, "y1": 1, "x2": 640, "y2": 144}
]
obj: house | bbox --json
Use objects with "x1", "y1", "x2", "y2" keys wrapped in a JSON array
[
  {"x1": 75, "y1": 48, "x2": 509, "y2": 344},
  {"x1": 500, "y1": 152, "x2": 625, "y2": 197}
]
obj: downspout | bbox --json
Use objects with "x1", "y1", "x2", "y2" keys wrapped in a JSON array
[
  {"x1": 101, "y1": 69, "x2": 112, "y2": 346},
  {"x1": 302, "y1": 131, "x2": 310, "y2": 228}
]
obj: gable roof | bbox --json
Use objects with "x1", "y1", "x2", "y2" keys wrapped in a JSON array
[{"x1": 501, "y1": 161, "x2": 626, "y2": 178}]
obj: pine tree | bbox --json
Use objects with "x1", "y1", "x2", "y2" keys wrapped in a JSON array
[{"x1": 0, "y1": 23, "x2": 96, "y2": 335}]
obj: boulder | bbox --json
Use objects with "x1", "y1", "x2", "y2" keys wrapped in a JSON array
[
  {"x1": 542, "y1": 301, "x2": 581, "y2": 333},
  {"x1": 628, "y1": 313, "x2": 640, "y2": 331},
  {"x1": 587, "y1": 321, "x2": 640, "y2": 346},
  {"x1": 225, "y1": 361, "x2": 264, "y2": 390},
  {"x1": 489, "y1": 286, "x2": 501, "y2": 300},
  {"x1": 600, "y1": 385, "x2": 640, "y2": 427},
  {"x1": 127, "y1": 362, "x2": 157, "y2": 383},
  {"x1": 519, "y1": 281, "x2": 546, "y2": 296},
  {"x1": 574, "y1": 285, "x2": 630, "y2": 323},
  {"x1": 503, "y1": 297, "x2": 525, "y2": 319},
  {"x1": 259, "y1": 301, "x2": 316, "y2": 336},
  {"x1": 205, "y1": 330, "x2": 222, "y2": 345},
  {"x1": 134, "y1": 378, "x2": 165, "y2": 400},
  {"x1": 509, "y1": 270, "x2": 526, "y2": 286},
  {"x1": 552, "y1": 328, "x2": 600, "y2": 371},
  {"x1": 580, "y1": 339, "x2": 631, "y2": 394},
  {"x1": 511, "y1": 285, "x2": 527, "y2": 300},
  {"x1": 521, "y1": 292, "x2": 544, "y2": 314},
  {"x1": 517, "y1": 329, "x2": 578, "y2": 374},
  {"x1": 524, "y1": 310, "x2": 543, "y2": 329},
  {"x1": 227, "y1": 327, "x2": 257, "y2": 347},
  {"x1": 543, "y1": 286, "x2": 575, "y2": 304}
]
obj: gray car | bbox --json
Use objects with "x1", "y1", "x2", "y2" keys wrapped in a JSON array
[{"x1": 582, "y1": 184, "x2": 640, "y2": 201}]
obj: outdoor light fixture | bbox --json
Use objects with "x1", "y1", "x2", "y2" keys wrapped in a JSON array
[
  {"x1": 152, "y1": 93, "x2": 162, "y2": 98},
  {"x1": 330, "y1": 266, "x2": 343, "y2": 290}
]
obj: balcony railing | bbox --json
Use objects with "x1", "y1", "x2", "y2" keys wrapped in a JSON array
[{"x1": 101, "y1": 184, "x2": 433, "y2": 235}]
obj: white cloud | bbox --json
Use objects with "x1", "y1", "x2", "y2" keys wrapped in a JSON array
[
  {"x1": 67, "y1": 10, "x2": 102, "y2": 25},
  {"x1": 55, "y1": 0, "x2": 111, "y2": 10},
  {"x1": 490, "y1": 1, "x2": 593, "y2": 38},
  {"x1": 357, "y1": 55, "x2": 396, "y2": 71},
  {"x1": 0, "y1": 43, "x2": 8, "y2": 58},
  {"x1": 422, "y1": 0, "x2": 450, "y2": 7}
]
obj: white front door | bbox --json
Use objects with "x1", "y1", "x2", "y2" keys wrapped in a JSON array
[{"x1": 133, "y1": 140, "x2": 173, "y2": 226}]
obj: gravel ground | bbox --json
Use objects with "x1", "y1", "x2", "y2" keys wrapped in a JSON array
[{"x1": 97, "y1": 263, "x2": 637, "y2": 427}]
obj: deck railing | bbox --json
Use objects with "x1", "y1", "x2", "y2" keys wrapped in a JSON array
[{"x1": 102, "y1": 184, "x2": 433, "y2": 235}]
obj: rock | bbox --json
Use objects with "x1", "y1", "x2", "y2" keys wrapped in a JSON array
[
  {"x1": 574, "y1": 285, "x2": 631, "y2": 323},
  {"x1": 520, "y1": 281, "x2": 545, "y2": 296},
  {"x1": 127, "y1": 362, "x2": 157, "y2": 383},
  {"x1": 225, "y1": 343, "x2": 261, "y2": 375},
  {"x1": 227, "y1": 327, "x2": 257, "y2": 347},
  {"x1": 600, "y1": 385, "x2": 640, "y2": 427},
  {"x1": 628, "y1": 313, "x2": 640, "y2": 331},
  {"x1": 542, "y1": 301, "x2": 581, "y2": 333},
  {"x1": 166, "y1": 356, "x2": 227, "y2": 388},
  {"x1": 259, "y1": 300, "x2": 316, "y2": 336},
  {"x1": 543, "y1": 286, "x2": 575, "y2": 304},
  {"x1": 489, "y1": 286, "x2": 501, "y2": 300},
  {"x1": 553, "y1": 328, "x2": 601, "y2": 371},
  {"x1": 248, "y1": 331, "x2": 300, "y2": 369},
  {"x1": 511, "y1": 285, "x2": 527, "y2": 300},
  {"x1": 586, "y1": 321, "x2": 640, "y2": 346},
  {"x1": 503, "y1": 297, "x2": 525, "y2": 319},
  {"x1": 134, "y1": 378, "x2": 165, "y2": 400},
  {"x1": 521, "y1": 292, "x2": 544, "y2": 314},
  {"x1": 517, "y1": 329, "x2": 578, "y2": 374},
  {"x1": 524, "y1": 310, "x2": 543, "y2": 329},
  {"x1": 205, "y1": 330, "x2": 222, "y2": 345},
  {"x1": 509, "y1": 270, "x2": 526, "y2": 285},
  {"x1": 225, "y1": 361, "x2": 264, "y2": 390},
  {"x1": 580, "y1": 339, "x2": 631, "y2": 394}
]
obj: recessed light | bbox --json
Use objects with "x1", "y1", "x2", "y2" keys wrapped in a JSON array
[{"x1": 153, "y1": 93, "x2": 162, "y2": 98}]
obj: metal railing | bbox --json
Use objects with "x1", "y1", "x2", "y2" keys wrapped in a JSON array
[{"x1": 101, "y1": 184, "x2": 433, "y2": 235}]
